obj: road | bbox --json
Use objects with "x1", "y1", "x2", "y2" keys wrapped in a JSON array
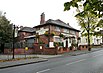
[{"x1": 0, "y1": 50, "x2": 103, "y2": 73}]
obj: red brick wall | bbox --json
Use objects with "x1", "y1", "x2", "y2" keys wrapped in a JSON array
[
  {"x1": 34, "y1": 43, "x2": 69, "y2": 55},
  {"x1": 39, "y1": 35, "x2": 48, "y2": 44},
  {"x1": 44, "y1": 48, "x2": 57, "y2": 55},
  {"x1": 34, "y1": 43, "x2": 56, "y2": 55},
  {"x1": 18, "y1": 32, "x2": 33, "y2": 41},
  {"x1": 4, "y1": 48, "x2": 35, "y2": 54}
]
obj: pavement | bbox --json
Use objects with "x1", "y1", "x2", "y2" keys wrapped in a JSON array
[
  {"x1": 0, "y1": 54, "x2": 62, "y2": 60},
  {"x1": 0, "y1": 48, "x2": 102, "y2": 69},
  {"x1": 66, "y1": 48, "x2": 103, "y2": 56},
  {"x1": 0, "y1": 58, "x2": 47, "y2": 69}
]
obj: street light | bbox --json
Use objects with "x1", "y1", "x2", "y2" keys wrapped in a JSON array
[
  {"x1": 12, "y1": 25, "x2": 15, "y2": 59},
  {"x1": 12, "y1": 24, "x2": 19, "y2": 59}
]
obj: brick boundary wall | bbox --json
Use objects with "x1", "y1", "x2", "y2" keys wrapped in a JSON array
[{"x1": 4, "y1": 48, "x2": 35, "y2": 54}]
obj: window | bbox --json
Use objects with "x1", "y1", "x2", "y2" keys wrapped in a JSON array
[
  {"x1": 55, "y1": 37, "x2": 61, "y2": 42},
  {"x1": 55, "y1": 26, "x2": 61, "y2": 31},
  {"x1": 70, "y1": 30, "x2": 76, "y2": 35},
  {"x1": 63, "y1": 28, "x2": 69, "y2": 33},
  {"x1": 54, "y1": 36, "x2": 62, "y2": 42}
]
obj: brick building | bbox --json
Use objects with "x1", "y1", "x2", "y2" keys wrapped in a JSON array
[
  {"x1": 4, "y1": 13, "x2": 80, "y2": 55},
  {"x1": 33, "y1": 13, "x2": 80, "y2": 54},
  {"x1": 18, "y1": 27, "x2": 36, "y2": 43}
]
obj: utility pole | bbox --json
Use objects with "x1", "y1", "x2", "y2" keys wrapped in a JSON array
[{"x1": 12, "y1": 25, "x2": 15, "y2": 59}]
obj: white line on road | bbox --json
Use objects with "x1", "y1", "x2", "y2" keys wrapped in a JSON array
[
  {"x1": 36, "y1": 69, "x2": 50, "y2": 73},
  {"x1": 66, "y1": 59, "x2": 86, "y2": 65}
]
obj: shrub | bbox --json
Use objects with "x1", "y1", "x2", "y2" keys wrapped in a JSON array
[
  {"x1": 36, "y1": 34, "x2": 39, "y2": 38},
  {"x1": 44, "y1": 31, "x2": 49, "y2": 36},
  {"x1": 51, "y1": 32, "x2": 55, "y2": 36},
  {"x1": 39, "y1": 41, "x2": 45, "y2": 44},
  {"x1": 59, "y1": 33, "x2": 64, "y2": 38}
]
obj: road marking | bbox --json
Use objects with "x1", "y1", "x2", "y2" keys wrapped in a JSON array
[
  {"x1": 36, "y1": 69, "x2": 50, "y2": 73},
  {"x1": 66, "y1": 59, "x2": 86, "y2": 65}
]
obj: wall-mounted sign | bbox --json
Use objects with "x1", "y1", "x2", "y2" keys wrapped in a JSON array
[
  {"x1": 40, "y1": 46, "x2": 42, "y2": 49},
  {"x1": 49, "y1": 42, "x2": 54, "y2": 47}
]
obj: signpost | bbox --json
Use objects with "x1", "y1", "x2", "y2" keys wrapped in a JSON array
[{"x1": 25, "y1": 47, "x2": 28, "y2": 58}]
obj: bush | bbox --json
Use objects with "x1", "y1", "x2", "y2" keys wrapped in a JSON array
[
  {"x1": 44, "y1": 31, "x2": 49, "y2": 36},
  {"x1": 51, "y1": 32, "x2": 55, "y2": 36},
  {"x1": 59, "y1": 33, "x2": 64, "y2": 38},
  {"x1": 54, "y1": 42, "x2": 64, "y2": 47},
  {"x1": 39, "y1": 41, "x2": 45, "y2": 44}
]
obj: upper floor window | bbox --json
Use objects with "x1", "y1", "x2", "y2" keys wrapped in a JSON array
[
  {"x1": 55, "y1": 26, "x2": 61, "y2": 31},
  {"x1": 63, "y1": 28, "x2": 69, "y2": 33},
  {"x1": 54, "y1": 36, "x2": 62, "y2": 42},
  {"x1": 70, "y1": 30, "x2": 76, "y2": 35}
]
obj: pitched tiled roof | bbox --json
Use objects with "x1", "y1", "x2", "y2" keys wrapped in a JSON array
[
  {"x1": 46, "y1": 19, "x2": 78, "y2": 30},
  {"x1": 35, "y1": 19, "x2": 80, "y2": 32},
  {"x1": 19, "y1": 27, "x2": 35, "y2": 33}
]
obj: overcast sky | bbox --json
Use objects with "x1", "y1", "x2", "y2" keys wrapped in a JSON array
[{"x1": 0, "y1": 0, "x2": 80, "y2": 30}]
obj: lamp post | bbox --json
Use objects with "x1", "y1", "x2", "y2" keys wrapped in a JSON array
[
  {"x1": 12, "y1": 24, "x2": 20, "y2": 59},
  {"x1": 12, "y1": 25, "x2": 15, "y2": 59}
]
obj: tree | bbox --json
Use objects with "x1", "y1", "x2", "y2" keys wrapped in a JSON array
[
  {"x1": 64, "y1": 0, "x2": 103, "y2": 51},
  {"x1": 64, "y1": 0, "x2": 103, "y2": 18},
  {"x1": 0, "y1": 12, "x2": 13, "y2": 52},
  {"x1": 76, "y1": 11, "x2": 100, "y2": 51}
]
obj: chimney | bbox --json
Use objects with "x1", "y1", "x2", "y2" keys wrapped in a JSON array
[{"x1": 40, "y1": 12, "x2": 45, "y2": 24}]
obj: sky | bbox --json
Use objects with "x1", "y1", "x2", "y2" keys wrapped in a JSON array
[{"x1": 0, "y1": 0, "x2": 80, "y2": 30}]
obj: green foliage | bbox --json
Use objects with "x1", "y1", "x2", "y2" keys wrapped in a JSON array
[
  {"x1": 50, "y1": 32, "x2": 55, "y2": 36},
  {"x1": 64, "y1": 0, "x2": 103, "y2": 18},
  {"x1": 64, "y1": 0, "x2": 103, "y2": 51},
  {"x1": 54, "y1": 42, "x2": 64, "y2": 47},
  {"x1": 76, "y1": 12, "x2": 99, "y2": 36},
  {"x1": 44, "y1": 31, "x2": 55, "y2": 36},
  {"x1": 36, "y1": 34, "x2": 39, "y2": 38},
  {"x1": 59, "y1": 42, "x2": 64, "y2": 46},
  {"x1": 54, "y1": 42, "x2": 59, "y2": 46},
  {"x1": 59, "y1": 33, "x2": 64, "y2": 38},
  {"x1": 0, "y1": 12, "x2": 13, "y2": 43},
  {"x1": 39, "y1": 41, "x2": 45, "y2": 44},
  {"x1": 44, "y1": 31, "x2": 49, "y2": 36}
]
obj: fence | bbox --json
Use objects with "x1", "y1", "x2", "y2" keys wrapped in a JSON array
[
  {"x1": 4, "y1": 42, "x2": 35, "y2": 54},
  {"x1": 4, "y1": 42, "x2": 34, "y2": 49}
]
